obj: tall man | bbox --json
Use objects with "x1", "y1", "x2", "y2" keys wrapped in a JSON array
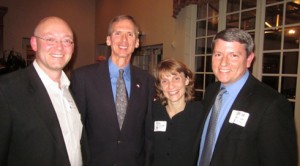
[
  {"x1": 71, "y1": 15, "x2": 154, "y2": 166},
  {"x1": 0, "y1": 16, "x2": 89, "y2": 166},
  {"x1": 197, "y1": 28, "x2": 297, "y2": 166}
]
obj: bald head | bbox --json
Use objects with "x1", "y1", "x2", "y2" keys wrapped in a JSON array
[
  {"x1": 34, "y1": 16, "x2": 73, "y2": 38},
  {"x1": 30, "y1": 16, "x2": 74, "y2": 82}
]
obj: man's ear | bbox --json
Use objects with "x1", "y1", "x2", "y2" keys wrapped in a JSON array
[
  {"x1": 135, "y1": 39, "x2": 139, "y2": 48},
  {"x1": 246, "y1": 52, "x2": 255, "y2": 68},
  {"x1": 106, "y1": 36, "x2": 111, "y2": 46},
  {"x1": 30, "y1": 36, "x2": 38, "y2": 51}
]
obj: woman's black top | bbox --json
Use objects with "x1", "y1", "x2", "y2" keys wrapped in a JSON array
[{"x1": 152, "y1": 100, "x2": 204, "y2": 166}]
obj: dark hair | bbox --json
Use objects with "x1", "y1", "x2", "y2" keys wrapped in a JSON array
[
  {"x1": 211, "y1": 28, "x2": 254, "y2": 57},
  {"x1": 107, "y1": 15, "x2": 139, "y2": 37},
  {"x1": 154, "y1": 58, "x2": 195, "y2": 106}
]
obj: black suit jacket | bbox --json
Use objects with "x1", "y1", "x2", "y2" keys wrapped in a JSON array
[
  {"x1": 197, "y1": 74, "x2": 298, "y2": 166},
  {"x1": 70, "y1": 60, "x2": 154, "y2": 166},
  {"x1": 0, "y1": 65, "x2": 89, "y2": 166}
]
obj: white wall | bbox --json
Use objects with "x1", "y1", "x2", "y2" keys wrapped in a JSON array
[
  {"x1": 0, "y1": 0, "x2": 96, "y2": 69},
  {"x1": 95, "y1": 0, "x2": 190, "y2": 64}
]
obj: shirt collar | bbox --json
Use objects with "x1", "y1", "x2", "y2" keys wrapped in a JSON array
[
  {"x1": 222, "y1": 70, "x2": 249, "y2": 96},
  {"x1": 108, "y1": 57, "x2": 131, "y2": 80},
  {"x1": 33, "y1": 60, "x2": 70, "y2": 89}
]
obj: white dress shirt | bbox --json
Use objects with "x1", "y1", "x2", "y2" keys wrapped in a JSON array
[{"x1": 33, "y1": 61, "x2": 83, "y2": 166}]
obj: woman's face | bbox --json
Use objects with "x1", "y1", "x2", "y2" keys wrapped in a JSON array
[{"x1": 160, "y1": 71, "x2": 189, "y2": 104}]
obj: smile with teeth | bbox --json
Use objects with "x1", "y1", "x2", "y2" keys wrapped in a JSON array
[
  {"x1": 220, "y1": 69, "x2": 231, "y2": 73},
  {"x1": 168, "y1": 90, "x2": 179, "y2": 95},
  {"x1": 51, "y1": 54, "x2": 63, "y2": 58},
  {"x1": 119, "y1": 46, "x2": 128, "y2": 49}
]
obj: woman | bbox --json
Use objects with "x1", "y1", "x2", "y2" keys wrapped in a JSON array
[{"x1": 152, "y1": 58, "x2": 204, "y2": 166}]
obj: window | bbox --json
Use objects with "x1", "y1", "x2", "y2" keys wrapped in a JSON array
[{"x1": 194, "y1": 0, "x2": 300, "y2": 111}]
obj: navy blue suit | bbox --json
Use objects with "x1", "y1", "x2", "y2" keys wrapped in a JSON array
[{"x1": 71, "y1": 60, "x2": 154, "y2": 166}]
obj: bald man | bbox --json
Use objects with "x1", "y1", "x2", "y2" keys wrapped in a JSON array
[{"x1": 0, "y1": 16, "x2": 89, "y2": 166}]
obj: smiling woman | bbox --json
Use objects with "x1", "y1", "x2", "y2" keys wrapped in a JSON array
[{"x1": 151, "y1": 58, "x2": 204, "y2": 166}]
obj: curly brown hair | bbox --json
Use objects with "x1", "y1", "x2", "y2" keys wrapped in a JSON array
[{"x1": 154, "y1": 58, "x2": 195, "y2": 106}]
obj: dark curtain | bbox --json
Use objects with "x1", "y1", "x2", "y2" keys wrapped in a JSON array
[{"x1": 173, "y1": 0, "x2": 206, "y2": 18}]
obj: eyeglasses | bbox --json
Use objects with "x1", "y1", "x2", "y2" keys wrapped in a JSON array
[{"x1": 34, "y1": 36, "x2": 74, "y2": 47}]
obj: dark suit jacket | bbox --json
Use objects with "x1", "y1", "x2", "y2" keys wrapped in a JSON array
[
  {"x1": 70, "y1": 60, "x2": 154, "y2": 166},
  {"x1": 197, "y1": 74, "x2": 298, "y2": 166},
  {"x1": 0, "y1": 65, "x2": 89, "y2": 166}
]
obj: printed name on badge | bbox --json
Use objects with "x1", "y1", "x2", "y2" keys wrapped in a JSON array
[
  {"x1": 229, "y1": 110, "x2": 249, "y2": 127},
  {"x1": 154, "y1": 121, "x2": 167, "y2": 132}
]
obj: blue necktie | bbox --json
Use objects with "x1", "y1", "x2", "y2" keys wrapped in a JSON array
[{"x1": 199, "y1": 87, "x2": 226, "y2": 166}]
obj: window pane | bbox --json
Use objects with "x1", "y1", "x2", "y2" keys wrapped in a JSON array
[
  {"x1": 195, "y1": 74, "x2": 204, "y2": 89},
  {"x1": 195, "y1": 38, "x2": 206, "y2": 54},
  {"x1": 266, "y1": 0, "x2": 284, "y2": 5},
  {"x1": 207, "y1": 17, "x2": 218, "y2": 36},
  {"x1": 265, "y1": 4, "x2": 283, "y2": 28},
  {"x1": 263, "y1": 53, "x2": 280, "y2": 73},
  {"x1": 283, "y1": 52, "x2": 298, "y2": 74},
  {"x1": 195, "y1": 90, "x2": 204, "y2": 101},
  {"x1": 226, "y1": 13, "x2": 239, "y2": 28},
  {"x1": 284, "y1": 26, "x2": 300, "y2": 49},
  {"x1": 206, "y1": 37, "x2": 213, "y2": 54},
  {"x1": 264, "y1": 28, "x2": 282, "y2": 50},
  {"x1": 227, "y1": 0, "x2": 240, "y2": 13},
  {"x1": 208, "y1": 0, "x2": 219, "y2": 17},
  {"x1": 205, "y1": 55, "x2": 213, "y2": 72},
  {"x1": 197, "y1": 4, "x2": 207, "y2": 19},
  {"x1": 242, "y1": 0, "x2": 256, "y2": 9},
  {"x1": 286, "y1": 2, "x2": 300, "y2": 25},
  {"x1": 281, "y1": 76, "x2": 296, "y2": 99},
  {"x1": 205, "y1": 74, "x2": 216, "y2": 88},
  {"x1": 241, "y1": 10, "x2": 256, "y2": 30},
  {"x1": 262, "y1": 76, "x2": 279, "y2": 90},
  {"x1": 195, "y1": 56, "x2": 205, "y2": 72},
  {"x1": 196, "y1": 20, "x2": 206, "y2": 37}
]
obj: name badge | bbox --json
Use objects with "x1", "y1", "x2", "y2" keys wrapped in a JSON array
[
  {"x1": 154, "y1": 121, "x2": 167, "y2": 132},
  {"x1": 229, "y1": 110, "x2": 249, "y2": 127}
]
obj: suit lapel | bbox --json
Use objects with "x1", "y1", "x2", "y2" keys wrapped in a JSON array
[
  {"x1": 195, "y1": 83, "x2": 221, "y2": 148},
  {"x1": 26, "y1": 66, "x2": 70, "y2": 163},
  {"x1": 97, "y1": 61, "x2": 120, "y2": 130},
  {"x1": 202, "y1": 83, "x2": 221, "y2": 128},
  {"x1": 214, "y1": 75, "x2": 256, "y2": 149},
  {"x1": 127, "y1": 66, "x2": 139, "y2": 111},
  {"x1": 122, "y1": 66, "x2": 136, "y2": 130}
]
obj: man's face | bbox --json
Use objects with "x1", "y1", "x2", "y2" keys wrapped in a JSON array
[
  {"x1": 212, "y1": 39, "x2": 254, "y2": 86},
  {"x1": 31, "y1": 18, "x2": 74, "y2": 73},
  {"x1": 106, "y1": 19, "x2": 139, "y2": 60}
]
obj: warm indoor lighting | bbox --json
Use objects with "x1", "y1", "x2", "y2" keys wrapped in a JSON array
[
  {"x1": 288, "y1": 29, "x2": 296, "y2": 34},
  {"x1": 265, "y1": 22, "x2": 272, "y2": 28},
  {"x1": 276, "y1": 14, "x2": 279, "y2": 27}
]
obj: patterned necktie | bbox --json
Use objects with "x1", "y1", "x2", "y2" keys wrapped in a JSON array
[
  {"x1": 115, "y1": 69, "x2": 128, "y2": 129},
  {"x1": 199, "y1": 87, "x2": 226, "y2": 166}
]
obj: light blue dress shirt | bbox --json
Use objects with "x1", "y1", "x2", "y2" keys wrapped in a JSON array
[
  {"x1": 108, "y1": 58, "x2": 131, "y2": 102},
  {"x1": 197, "y1": 71, "x2": 249, "y2": 166}
]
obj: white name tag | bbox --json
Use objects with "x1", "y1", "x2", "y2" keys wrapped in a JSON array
[
  {"x1": 154, "y1": 121, "x2": 167, "y2": 132},
  {"x1": 229, "y1": 110, "x2": 249, "y2": 127}
]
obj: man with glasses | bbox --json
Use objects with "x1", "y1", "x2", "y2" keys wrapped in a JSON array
[{"x1": 0, "y1": 16, "x2": 89, "y2": 166}]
